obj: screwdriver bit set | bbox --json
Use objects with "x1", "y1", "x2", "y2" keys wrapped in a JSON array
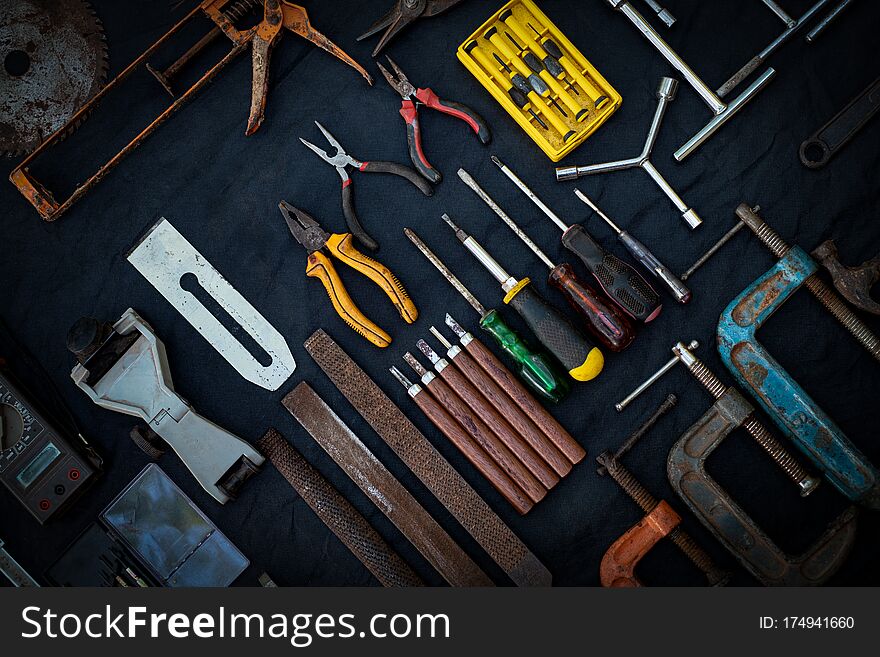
[{"x1": 456, "y1": 0, "x2": 621, "y2": 160}]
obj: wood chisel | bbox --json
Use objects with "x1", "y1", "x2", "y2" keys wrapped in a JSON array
[
  {"x1": 404, "y1": 227, "x2": 569, "y2": 402},
  {"x1": 402, "y1": 353, "x2": 547, "y2": 506},
  {"x1": 442, "y1": 212, "x2": 604, "y2": 382},
  {"x1": 444, "y1": 314, "x2": 585, "y2": 465},
  {"x1": 283, "y1": 383, "x2": 493, "y2": 587},
  {"x1": 304, "y1": 329, "x2": 551, "y2": 584},
  {"x1": 414, "y1": 340, "x2": 560, "y2": 489}
]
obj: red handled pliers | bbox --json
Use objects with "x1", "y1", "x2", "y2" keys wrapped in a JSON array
[{"x1": 377, "y1": 56, "x2": 491, "y2": 184}]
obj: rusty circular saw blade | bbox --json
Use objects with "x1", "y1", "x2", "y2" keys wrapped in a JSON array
[{"x1": 0, "y1": 0, "x2": 108, "y2": 157}]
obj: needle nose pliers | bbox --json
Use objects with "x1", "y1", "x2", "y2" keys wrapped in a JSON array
[
  {"x1": 357, "y1": 0, "x2": 466, "y2": 57},
  {"x1": 378, "y1": 56, "x2": 491, "y2": 184},
  {"x1": 279, "y1": 201, "x2": 418, "y2": 348},
  {"x1": 300, "y1": 121, "x2": 434, "y2": 252}
]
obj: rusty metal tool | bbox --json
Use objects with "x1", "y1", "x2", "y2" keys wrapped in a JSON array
[
  {"x1": 304, "y1": 329, "x2": 551, "y2": 584},
  {"x1": 358, "y1": 0, "x2": 465, "y2": 56},
  {"x1": 442, "y1": 213, "x2": 604, "y2": 382},
  {"x1": 556, "y1": 78, "x2": 704, "y2": 232},
  {"x1": 404, "y1": 228, "x2": 569, "y2": 402},
  {"x1": 0, "y1": 538, "x2": 39, "y2": 587},
  {"x1": 257, "y1": 429, "x2": 424, "y2": 587},
  {"x1": 680, "y1": 223, "x2": 747, "y2": 281},
  {"x1": 735, "y1": 205, "x2": 880, "y2": 361},
  {"x1": 492, "y1": 162, "x2": 662, "y2": 323},
  {"x1": 604, "y1": 0, "x2": 776, "y2": 161},
  {"x1": 717, "y1": 1, "x2": 833, "y2": 99},
  {"x1": 463, "y1": 165, "x2": 636, "y2": 352},
  {"x1": 799, "y1": 76, "x2": 880, "y2": 169},
  {"x1": 9, "y1": 0, "x2": 371, "y2": 222},
  {"x1": 377, "y1": 56, "x2": 490, "y2": 184},
  {"x1": 279, "y1": 202, "x2": 417, "y2": 348},
  {"x1": 69, "y1": 309, "x2": 265, "y2": 504},
  {"x1": 577, "y1": 191, "x2": 692, "y2": 304},
  {"x1": 412, "y1": 342, "x2": 559, "y2": 491},
  {"x1": 598, "y1": 395, "x2": 729, "y2": 586},
  {"x1": 301, "y1": 121, "x2": 434, "y2": 251},
  {"x1": 389, "y1": 366, "x2": 534, "y2": 516},
  {"x1": 666, "y1": 355, "x2": 859, "y2": 585},
  {"x1": 283, "y1": 382, "x2": 492, "y2": 587},
  {"x1": 445, "y1": 314, "x2": 586, "y2": 466},
  {"x1": 402, "y1": 352, "x2": 546, "y2": 506},
  {"x1": 812, "y1": 240, "x2": 880, "y2": 315},
  {"x1": 600, "y1": 501, "x2": 682, "y2": 587},
  {"x1": 617, "y1": 341, "x2": 821, "y2": 497},
  {"x1": 127, "y1": 217, "x2": 296, "y2": 391},
  {"x1": 0, "y1": 0, "x2": 108, "y2": 157},
  {"x1": 429, "y1": 326, "x2": 570, "y2": 477},
  {"x1": 719, "y1": 205, "x2": 880, "y2": 508}
]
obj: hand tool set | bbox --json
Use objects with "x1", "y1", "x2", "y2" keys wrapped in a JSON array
[{"x1": 2, "y1": 0, "x2": 878, "y2": 589}]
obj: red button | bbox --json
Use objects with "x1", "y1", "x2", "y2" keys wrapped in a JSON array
[
  {"x1": 68, "y1": 468, "x2": 80, "y2": 481},
  {"x1": 39, "y1": 499, "x2": 51, "y2": 511}
]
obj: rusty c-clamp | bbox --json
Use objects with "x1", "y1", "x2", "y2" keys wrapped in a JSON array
[
  {"x1": 666, "y1": 343, "x2": 858, "y2": 586},
  {"x1": 718, "y1": 205, "x2": 880, "y2": 509},
  {"x1": 812, "y1": 240, "x2": 880, "y2": 315},
  {"x1": 600, "y1": 501, "x2": 681, "y2": 587}
]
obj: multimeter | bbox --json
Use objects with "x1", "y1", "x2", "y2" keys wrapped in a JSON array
[{"x1": 0, "y1": 370, "x2": 101, "y2": 523}]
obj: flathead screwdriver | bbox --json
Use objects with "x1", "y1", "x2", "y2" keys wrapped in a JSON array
[
  {"x1": 405, "y1": 227, "x2": 569, "y2": 402},
  {"x1": 492, "y1": 158, "x2": 662, "y2": 323},
  {"x1": 442, "y1": 213, "x2": 604, "y2": 382},
  {"x1": 460, "y1": 166, "x2": 636, "y2": 352},
  {"x1": 577, "y1": 190, "x2": 691, "y2": 304}
]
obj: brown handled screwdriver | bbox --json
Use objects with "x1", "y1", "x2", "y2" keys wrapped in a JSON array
[
  {"x1": 578, "y1": 191, "x2": 691, "y2": 304},
  {"x1": 442, "y1": 213, "x2": 604, "y2": 382},
  {"x1": 415, "y1": 341, "x2": 560, "y2": 490},
  {"x1": 445, "y1": 314, "x2": 586, "y2": 465},
  {"x1": 402, "y1": 353, "x2": 547, "y2": 505},
  {"x1": 430, "y1": 326, "x2": 571, "y2": 477},
  {"x1": 389, "y1": 367, "x2": 533, "y2": 514},
  {"x1": 460, "y1": 165, "x2": 636, "y2": 352},
  {"x1": 492, "y1": 160, "x2": 662, "y2": 323}
]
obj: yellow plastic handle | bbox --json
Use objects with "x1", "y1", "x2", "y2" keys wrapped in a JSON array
[
  {"x1": 327, "y1": 233, "x2": 418, "y2": 324},
  {"x1": 306, "y1": 252, "x2": 392, "y2": 348}
]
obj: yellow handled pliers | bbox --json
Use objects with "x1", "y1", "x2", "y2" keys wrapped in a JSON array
[{"x1": 279, "y1": 201, "x2": 418, "y2": 347}]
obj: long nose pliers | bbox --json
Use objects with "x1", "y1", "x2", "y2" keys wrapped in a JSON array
[
  {"x1": 378, "y1": 56, "x2": 491, "y2": 184},
  {"x1": 357, "y1": 0, "x2": 466, "y2": 57},
  {"x1": 300, "y1": 121, "x2": 433, "y2": 252},
  {"x1": 279, "y1": 201, "x2": 418, "y2": 348}
]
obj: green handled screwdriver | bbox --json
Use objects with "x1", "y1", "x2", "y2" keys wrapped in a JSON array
[
  {"x1": 404, "y1": 227, "x2": 569, "y2": 402},
  {"x1": 441, "y1": 214, "x2": 604, "y2": 382}
]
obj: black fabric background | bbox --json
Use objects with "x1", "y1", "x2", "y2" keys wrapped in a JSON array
[{"x1": 1, "y1": 0, "x2": 878, "y2": 587}]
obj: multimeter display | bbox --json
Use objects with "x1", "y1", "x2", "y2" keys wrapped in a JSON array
[{"x1": 0, "y1": 373, "x2": 99, "y2": 523}]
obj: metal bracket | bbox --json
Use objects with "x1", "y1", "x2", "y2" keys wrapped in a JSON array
[
  {"x1": 128, "y1": 217, "x2": 296, "y2": 391},
  {"x1": 71, "y1": 309, "x2": 264, "y2": 504},
  {"x1": 718, "y1": 247, "x2": 880, "y2": 508},
  {"x1": 600, "y1": 500, "x2": 681, "y2": 587},
  {"x1": 668, "y1": 388, "x2": 857, "y2": 585}
]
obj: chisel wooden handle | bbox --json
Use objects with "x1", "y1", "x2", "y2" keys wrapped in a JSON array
[
  {"x1": 447, "y1": 348, "x2": 571, "y2": 477},
  {"x1": 306, "y1": 252, "x2": 391, "y2": 348},
  {"x1": 410, "y1": 388, "x2": 533, "y2": 514},
  {"x1": 435, "y1": 362, "x2": 560, "y2": 490},
  {"x1": 424, "y1": 376, "x2": 546, "y2": 505},
  {"x1": 463, "y1": 335, "x2": 585, "y2": 464}
]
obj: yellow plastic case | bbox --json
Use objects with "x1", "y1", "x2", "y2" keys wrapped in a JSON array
[{"x1": 457, "y1": 0, "x2": 621, "y2": 161}]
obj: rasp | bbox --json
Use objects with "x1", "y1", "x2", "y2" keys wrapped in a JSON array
[
  {"x1": 283, "y1": 383, "x2": 492, "y2": 587},
  {"x1": 257, "y1": 429, "x2": 422, "y2": 587},
  {"x1": 304, "y1": 329, "x2": 553, "y2": 587}
]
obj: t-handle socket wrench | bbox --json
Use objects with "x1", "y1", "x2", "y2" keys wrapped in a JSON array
[
  {"x1": 557, "y1": 78, "x2": 703, "y2": 231},
  {"x1": 616, "y1": 341, "x2": 821, "y2": 497}
]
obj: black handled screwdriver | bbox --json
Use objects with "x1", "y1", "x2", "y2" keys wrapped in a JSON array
[
  {"x1": 492, "y1": 159, "x2": 662, "y2": 323},
  {"x1": 460, "y1": 165, "x2": 636, "y2": 352},
  {"x1": 405, "y1": 228, "x2": 570, "y2": 402},
  {"x1": 577, "y1": 190, "x2": 691, "y2": 304},
  {"x1": 442, "y1": 213, "x2": 604, "y2": 382}
]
